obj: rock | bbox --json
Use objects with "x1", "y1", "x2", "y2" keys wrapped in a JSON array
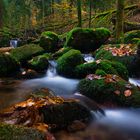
[
  {"x1": 0, "y1": 95, "x2": 92, "y2": 131},
  {"x1": 75, "y1": 59, "x2": 128, "y2": 80},
  {"x1": 57, "y1": 49, "x2": 84, "y2": 78},
  {"x1": 0, "y1": 123, "x2": 55, "y2": 140},
  {"x1": 40, "y1": 31, "x2": 60, "y2": 52},
  {"x1": 67, "y1": 120, "x2": 87, "y2": 132},
  {"x1": 31, "y1": 88, "x2": 56, "y2": 98},
  {"x1": 95, "y1": 44, "x2": 137, "y2": 74},
  {"x1": 17, "y1": 69, "x2": 39, "y2": 79},
  {"x1": 124, "y1": 30, "x2": 140, "y2": 44},
  {"x1": 52, "y1": 47, "x2": 72, "y2": 59},
  {"x1": 64, "y1": 27, "x2": 111, "y2": 53},
  {"x1": 10, "y1": 44, "x2": 45, "y2": 66},
  {"x1": 28, "y1": 54, "x2": 49, "y2": 72},
  {"x1": 78, "y1": 74, "x2": 140, "y2": 107},
  {"x1": 0, "y1": 53, "x2": 20, "y2": 77}
]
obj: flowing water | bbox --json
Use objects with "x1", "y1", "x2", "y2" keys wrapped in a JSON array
[{"x1": 0, "y1": 56, "x2": 140, "y2": 139}]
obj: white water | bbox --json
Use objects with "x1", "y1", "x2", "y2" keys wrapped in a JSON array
[
  {"x1": 83, "y1": 54, "x2": 94, "y2": 63},
  {"x1": 10, "y1": 40, "x2": 18, "y2": 48}
]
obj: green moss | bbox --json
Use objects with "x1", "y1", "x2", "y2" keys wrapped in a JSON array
[
  {"x1": 124, "y1": 30, "x2": 140, "y2": 44},
  {"x1": 131, "y1": 38, "x2": 140, "y2": 44},
  {"x1": 57, "y1": 49, "x2": 83, "y2": 77},
  {"x1": 64, "y1": 27, "x2": 111, "y2": 52},
  {"x1": 40, "y1": 31, "x2": 59, "y2": 52},
  {"x1": 95, "y1": 44, "x2": 137, "y2": 70},
  {"x1": 95, "y1": 69, "x2": 107, "y2": 76},
  {"x1": 11, "y1": 44, "x2": 44, "y2": 65},
  {"x1": 53, "y1": 47, "x2": 72, "y2": 59},
  {"x1": 28, "y1": 54, "x2": 49, "y2": 72},
  {"x1": 75, "y1": 60, "x2": 128, "y2": 80},
  {"x1": 0, "y1": 53, "x2": 20, "y2": 77},
  {"x1": 78, "y1": 74, "x2": 140, "y2": 107},
  {"x1": 0, "y1": 123, "x2": 45, "y2": 140}
]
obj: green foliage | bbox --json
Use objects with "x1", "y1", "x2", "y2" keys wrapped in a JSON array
[
  {"x1": 78, "y1": 74, "x2": 140, "y2": 107},
  {"x1": 124, "y1": 30, "x2": 140, "y2": 44},
  {"x1": 28, "y1": 55, "x2": 49, "y2": 72},
  {"x1": 11, "y1": 44, "x2": 44, "y2": 65},
  {"x1": 0, "y1": 53, "x2": 20, "y2": 77},
  {"x1": 75, "y1": 60, "x2": 128, "y2": 80},
  {"x1": 0, "y1": 123, "x2": 45, "y2": 140},
  {"x1": 57, "y1": 49, "x2": 83, "y2": 77},
  {"x1": 64, "y1": 27, "x2": 111, "y2": 52},
  {"x1": 40, "y1": 31, "x2": 59, "y2": 52}
]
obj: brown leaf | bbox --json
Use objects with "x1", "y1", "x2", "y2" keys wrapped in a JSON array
[{"x1": 124, "y1": 90, "x2": 132, "y2": 97}]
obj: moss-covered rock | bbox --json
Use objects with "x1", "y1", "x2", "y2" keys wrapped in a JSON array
[
  {"x1": 57, "y1": 49, "x2": 83, "y2": 77},
  {"x1": 40, "y1": 31, "x2": 59, "y2": 52},
  {"x1": 0, "y1": 53, "x2": 20, "y2": 77},
  {"x1": 64, "y1": 27, "x2": 111, "y2": 52},
  {"x1": 52, "y1": 47, "x2": 72, "y2": 59},
  {"x1": 95, "y1": 44, "x2": 137, "y2": 70},
  {"x1": 75, "y1": 60, "x2": 128, "y2": 80},
  {"x1": 78, "y1": 74, "x2": 140, "y2": 107},
  {"x1": 10, "y1": 44, "x2": 44, "y2": 66},
  {"x1": 124, "y1": 30, "x2": 140, "y2": 44},
  {"x1": 0, "y1": 123, "x2": 45, "y2": 140},
  {"x1": 28, "y1": 54, "x2": 49, "y2": 72}
]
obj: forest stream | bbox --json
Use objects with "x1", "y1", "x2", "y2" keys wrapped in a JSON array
[{"x1": 0, "y1": 55, "x2": 140, "y2": 140}]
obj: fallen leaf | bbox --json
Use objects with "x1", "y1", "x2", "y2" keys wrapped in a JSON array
[{"x1": 124, "y1": 90, "x2": 132, "y2": 97}]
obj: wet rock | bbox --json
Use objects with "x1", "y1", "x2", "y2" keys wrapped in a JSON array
[
  {"x1": 0, "y1": 95, "x2": 92, "y2": 131},
  {"x1": 16, "y1": 69, "x2": 39, "y2": 79}
]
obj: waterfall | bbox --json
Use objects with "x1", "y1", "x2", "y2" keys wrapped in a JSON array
[
  {"x1": 10, "y1": 39, "x2": 18, "y2": 48},
  {"x1": 46, "y1": 60, "x2": 57, "y2": 77},
  {"x1": 83, "y1": 54, "x2": 94, "y2": 63}
]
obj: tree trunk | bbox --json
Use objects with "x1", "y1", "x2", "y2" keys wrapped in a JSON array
[
  {"x1": 0, "y1": 0, "x2": 3, "y2": 28},
  {"x1": 116, "y1": 0, "x2": 125, "y2": 42},
  {"x1": 77, "y1": 0, "x2": 82, "y2": 27},
  {"x1": 88, "y1": 0, "x2": 92, "y2": 28}
]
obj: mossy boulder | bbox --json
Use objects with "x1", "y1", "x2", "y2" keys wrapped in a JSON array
[
  {"x1": 95, "y1": 44, "x2": 137, "y2": 70},
  {"x1": 57, "y1": 49, "x2": 83, "y2": 77},
  {"x1": 124, "y1": 30, "x2": 140, "y2": 44},
  {"x1": 28, "y1": 54, "x2": 50, "y2": 72},
  {"x1": 40, "y1": 31, "x2": 59, "y2": 52},
  {"x1": 0, "y1": 123, "x2": 45, "y2": 140},
  {"x1": 75, "y1": 60, "x2": 128, "y2": 80},
  {"x1": 0, "y1": 53, "x2": 20, "y2": 77},
  {"x1": 64, "y1": 27, "x2": 111, "y2": 52},
  {"x1": 52, "y1": 47, "x2": 72, "y2": 59},
  {"x1": 10, "y1": 44, "x2": 44, "y2": 66},
  {"x1": 78, "y1": 74, "x2": 140, "y2": 107}
]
